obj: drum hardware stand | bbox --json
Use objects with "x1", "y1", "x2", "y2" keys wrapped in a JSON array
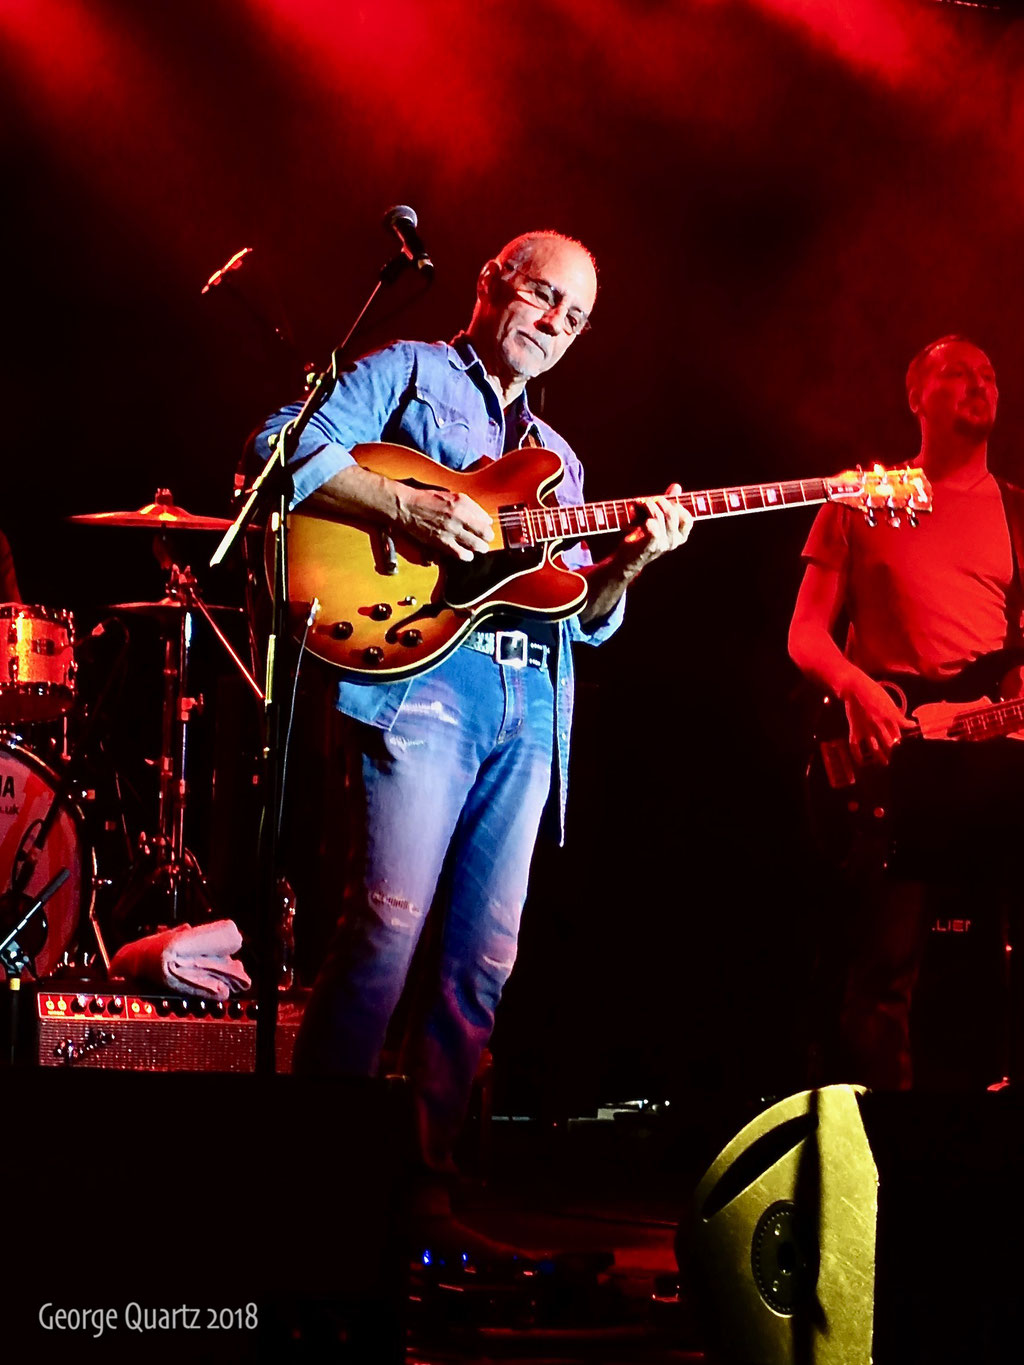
[
  {"x1": 210, "y1": 229, "x2": 431, "y2": 1073},
  {"x1": 108, "y1": 535, "x2": 263, "y2": 935}
]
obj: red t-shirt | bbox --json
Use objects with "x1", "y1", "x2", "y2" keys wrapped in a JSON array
[{"x1": 801, "y1": 472, "x2": 1019, "y2": 681}]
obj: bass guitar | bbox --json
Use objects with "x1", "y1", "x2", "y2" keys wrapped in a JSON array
[
  {"x1": 275, "y1": 442, "x2": 932, "y2": 681},
  {"x1": 807, "y1": 650, "x2": 1024, "y2": 859}
]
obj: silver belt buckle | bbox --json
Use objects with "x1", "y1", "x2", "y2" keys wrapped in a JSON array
[{"x1": 494, "y1": 630, "x2": 528, "y2": 669}]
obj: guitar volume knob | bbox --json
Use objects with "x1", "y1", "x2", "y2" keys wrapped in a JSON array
[
  {"x1": 400, "y1": 629, "x2": 423, "y2": 648},
  {"x1": 331, "y1": 621, "x2": 354, "y2": 640},
  {"x1": 370, "y1": 603, "x2": 393, "y2": 621},
  {"x1": 362, "y1": 647, "x2": 385, "y2": 666}
]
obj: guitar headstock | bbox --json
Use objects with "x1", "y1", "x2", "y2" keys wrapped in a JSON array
[{"x1": 826, "y1": 465, "x2": 933, "y2": 524}]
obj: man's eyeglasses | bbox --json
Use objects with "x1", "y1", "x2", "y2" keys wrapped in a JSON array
[{"x1": 502, "y1": 267, "x2": 592, "y2": 337}]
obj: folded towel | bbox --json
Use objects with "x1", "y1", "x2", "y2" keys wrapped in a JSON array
[{"x1": 109, "y1": 919, "x2": 252, "y2": 1000}]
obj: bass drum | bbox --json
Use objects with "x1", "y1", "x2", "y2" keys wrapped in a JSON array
[{"x1": 0, "y1": 740, "x2": 93, "y2": 981}]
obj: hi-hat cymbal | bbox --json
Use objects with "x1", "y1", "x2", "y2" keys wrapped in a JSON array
[
  {"x1": 107, "y1": 598, "x2": 245, "y2": 618},
  {"x1": 67, "y1": 489, "x2": 238, "y2": 531}
]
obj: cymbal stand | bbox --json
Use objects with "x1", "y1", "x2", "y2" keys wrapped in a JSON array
[{"x1": 111, "y1": 537, "x2": 262, "y2": 934}]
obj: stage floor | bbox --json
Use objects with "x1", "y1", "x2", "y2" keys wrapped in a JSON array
[{"x1": 408, "y1": 1102, "x2": 710, "y2": 1364}]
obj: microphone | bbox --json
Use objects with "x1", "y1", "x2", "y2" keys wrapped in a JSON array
[
  {"x1": 201, "y1": 246, "x2": 253, "y2": 295},
  {"x1": 383, "y1": 206, "x2": 434, "y2": 278}
]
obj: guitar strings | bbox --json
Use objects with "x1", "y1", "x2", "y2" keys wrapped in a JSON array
[
  {"x1": 945, "y1": 700, "x2": 1024, "y2": 739},
  {"x1": 492, "y1": 472, "x2": 925, "y2": 543},
  {"x1": 494, "y1": 481, "x2": 836, "y2": 530}
]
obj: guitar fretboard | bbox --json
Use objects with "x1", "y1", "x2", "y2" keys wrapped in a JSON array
[
  {"x1": 947, "y1": 698, "x2": 1024, "y2": 741},
  {"x1": 505, "y1": 479, "x2": 837, "y2": 546}
]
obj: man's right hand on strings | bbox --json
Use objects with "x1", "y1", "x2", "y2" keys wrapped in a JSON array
[
  {"x1": 394, "y1": 485, "x2": 495, "y2": 562},
  {"x1": 841, "y1": 673, "x2": 916, "y2": 764}
]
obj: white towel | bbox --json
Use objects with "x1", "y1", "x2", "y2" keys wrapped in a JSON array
[{"x1": 109, "y1": 919, "x2": 252, "y2": 1000}]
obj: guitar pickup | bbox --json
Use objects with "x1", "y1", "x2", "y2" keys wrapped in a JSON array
[
  {"x1": 499, "y1": 503, "x2": 533, "y2": 550},
  {"x1": 375, "y1": 528, "x2": 399, "y2": 575},
  {"x1": 820, "y1": 739, "x2": 857, "y2": 790}
]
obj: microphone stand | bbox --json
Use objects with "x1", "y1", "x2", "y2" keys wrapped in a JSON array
[
  {"x1": 209, "y1": 247, "x2": 432, "y2": 1075},
  {"x1": 0, "y1": 869, "x2": 71, "y2": 977},
  {"x1": 1, "y1": 869, "x2": 70, "y2": 1064}
]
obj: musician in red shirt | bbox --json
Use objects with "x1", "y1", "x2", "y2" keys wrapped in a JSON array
[{"x1": 789, "y1": 335, "x2": 1024, "y2": 1089}]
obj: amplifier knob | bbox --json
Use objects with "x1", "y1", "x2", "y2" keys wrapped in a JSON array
[
  {"x1": 156, "y1": 999, "x2": 172, "y2": 1017},
  {"x1": 172, "y1": 998, "x2": 190, "y2": 1017},
  {"x1": 89, "y1": 998, "x2": 105, "y2": 1015},
  {"x1": 192, "y1": 999, "x2": 209, "y2": 1018},
  {"x1": 108, "y1": 996, "x2": 124, "y2": 1015},
  {"x1": 70, "y1": 995, "x2": 87, "y2": 1014},
  {"x1": 210, "y1": 1001, "x2": 226, "y2": 1018},
  {"x1": 246, "y1": 1002, "x2": 259, "y2": 1019},
  {"x1": 228, "y1": 1000, "x2": 243, "y2": 1019}
]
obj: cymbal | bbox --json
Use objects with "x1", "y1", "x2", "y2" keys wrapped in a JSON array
[
  {"x1": 67, "y1": 494, "x2": 234, "y2": 531},
  {"x1": 107, "y1": 599, "x2": 245, "y2": 618}
]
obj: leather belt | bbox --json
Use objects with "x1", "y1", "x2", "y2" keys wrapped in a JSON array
[{"x1": 462, "y1": 629, "x2": 550, "y2": 671}]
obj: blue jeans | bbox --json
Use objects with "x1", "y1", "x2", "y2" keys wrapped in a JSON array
[{"x1": 293, "y1": 646, "x2": 555, "y2": 1173}]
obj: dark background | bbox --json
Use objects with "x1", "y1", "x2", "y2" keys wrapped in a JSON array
[{"x1": 4, "y1": 0, "x2": 1024, "y2": 1124}]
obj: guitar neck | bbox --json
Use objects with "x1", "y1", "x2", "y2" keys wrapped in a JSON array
[
  {"x1": 520, "y1": 478, "x2": 836, "y2": 544},
  {"x1": 948, "y1": 697, "x2": 1024, "y2": 741}
]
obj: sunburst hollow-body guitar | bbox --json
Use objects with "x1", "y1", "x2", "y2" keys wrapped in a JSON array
[{"x1": 272, "y1": 442, "x2": 932, "y2": 682}]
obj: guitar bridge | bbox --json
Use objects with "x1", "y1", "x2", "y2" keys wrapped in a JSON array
[{"x1": 499, "y1": 504, "x2": 533, "y2": 550}]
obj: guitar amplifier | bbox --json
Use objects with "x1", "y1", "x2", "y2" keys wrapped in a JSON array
[{"x1": 32, "y1": 987, "x2": 307, "y2": 1072}]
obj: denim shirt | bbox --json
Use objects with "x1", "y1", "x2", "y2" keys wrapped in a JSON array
[{"x1": 254, "y1": 335, "x2": 625, "y2": 840}]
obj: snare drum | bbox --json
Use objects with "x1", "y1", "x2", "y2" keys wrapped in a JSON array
[
  {"x1": 0, "y1": 740, "x2": 93, "y2": 980},
  {"x1": 0, "y1": 604, "x2": 76, "y2": 726}
]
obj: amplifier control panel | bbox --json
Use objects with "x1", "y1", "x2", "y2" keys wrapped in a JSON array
[{"x1": 34, "y1": 990, "x2": 306, "y2": 1072}]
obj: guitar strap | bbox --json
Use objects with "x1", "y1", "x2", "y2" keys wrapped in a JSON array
[{"x1": 996, "y1": 478, "x2": 1024, "y2": 644}]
